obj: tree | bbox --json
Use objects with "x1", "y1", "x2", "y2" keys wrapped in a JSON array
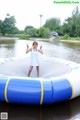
[
  {"x1": 28, "y1": 28, "x2": 39, "y2": 37},
  {"x1": 0, "y1": 20, "x2": 2, "y2": 33},
  {"x1": 62, "y1": 6, "x2": 80, "y2": 37},
  {"x1": 38, "y1": 27, "x2": 50, "y2": 38},
  {"x1": 24, "y1": 26, "x2": 33, "y2": 34},
  {"x1": 72, "y1": 6, "x2": 80, "y2": 37},
  {"x1": 44, "y1": 17, "x2": 61, "y2": 31},
  {"x1": 62, "y1": 18, "x2": 72, "y2": 36},
  {"x1": 1, "y1": 15, "x2": 17, "y2": 35}
]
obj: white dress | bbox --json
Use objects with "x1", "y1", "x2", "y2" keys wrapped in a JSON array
[{"x1": 30, "y1": 49, "x2": 39, "y2": 66}]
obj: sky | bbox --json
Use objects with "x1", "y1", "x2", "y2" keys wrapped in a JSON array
[{"x1": 0, "y1": 0, "x2": 80, "y2": 30}]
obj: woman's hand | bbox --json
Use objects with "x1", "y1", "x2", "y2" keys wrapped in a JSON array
[
  {"x1": 40, "y1": 45, "x2": 42, "y2": 49},
  {"x1": 26, "y1": 44, "x2": 29, "y2": 49},
  {"x1": 38, "y1": 45, "x2": 43, "y2": 54}
]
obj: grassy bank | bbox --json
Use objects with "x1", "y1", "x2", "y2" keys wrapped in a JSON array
[
  {"x1": 54, "y1": 34, "x2": 80, "y2": 42},
  {"x1": 0, "y1": 36, "x2": 18, "y2": 40}
]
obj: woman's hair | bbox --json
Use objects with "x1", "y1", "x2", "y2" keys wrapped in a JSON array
[{"x1": 32, "y1": 41, "x2": 38, "y2": 46}]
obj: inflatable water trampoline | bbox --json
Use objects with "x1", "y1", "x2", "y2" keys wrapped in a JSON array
[{"x1": 0, "y1": 57, "x2": 80, "y2": 104}]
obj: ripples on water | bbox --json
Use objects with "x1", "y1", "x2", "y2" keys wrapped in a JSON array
[
  {"x1": 55, "y1": 41, "x2": 80, "y2": 63},
  {"x1": 0, "y1": 39, "x2": 80, "y2": 120}
]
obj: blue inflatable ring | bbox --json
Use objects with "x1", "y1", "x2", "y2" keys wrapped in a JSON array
[{"x1": 0, "y1": 57, "x2": 80, "y2": 104}]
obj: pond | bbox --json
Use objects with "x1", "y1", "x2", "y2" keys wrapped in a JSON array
[
  {"x1": 0, "y1": 39, "x2": 80, "y2": 64},
  {"x1": 0, "y1": 38, "x2": 80, "y2": 120}
]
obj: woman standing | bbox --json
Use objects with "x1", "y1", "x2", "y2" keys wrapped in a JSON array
[{"x1": 26, "y1": 41, "x2": 43, "y2": 77}]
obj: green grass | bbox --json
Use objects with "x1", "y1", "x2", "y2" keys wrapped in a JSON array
[{"x1": 54, "y1": 36, "x2": 80, "y2": 41}]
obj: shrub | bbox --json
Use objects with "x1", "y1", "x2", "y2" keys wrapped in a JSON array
[
  {"x1": 39, "y1": 27, "x2": 50, "y2": 38},
  {"x1": 74, "y1": 37, "x2": 80, "y2": 40},
  {"x1": 19, "y1": 34, "x2": 30, "y2": 40},
  {"x1": 61, "y1": 34, "x2": 70, "y2": 40}
]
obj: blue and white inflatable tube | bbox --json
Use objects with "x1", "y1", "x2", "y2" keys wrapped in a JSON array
[{"x1": 0, "y1": 57, "x2": 80, "y2": 105}]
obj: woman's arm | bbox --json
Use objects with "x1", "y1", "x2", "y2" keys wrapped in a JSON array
[
  {"x1": 26, "y1": 44, "x2": 32, "y2": 54},
  {"x1": 38, "y1": 45, "x2": 43, "y2": 54}
]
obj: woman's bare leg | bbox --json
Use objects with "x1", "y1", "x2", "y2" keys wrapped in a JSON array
[
  {"x1": 36, "y1": 66, "x2": 39, "y2": 77},
  {"x1": 28, "y1": 66, "x2": 33, "y2": 77}
]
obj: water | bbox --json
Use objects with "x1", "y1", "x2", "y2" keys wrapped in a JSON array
[
  {"x1": 0, "y1": 39, "x2": 80, "y2": 63},
  {"x1": 0, "y1": 39, "x2": 80, "y2": 120}
]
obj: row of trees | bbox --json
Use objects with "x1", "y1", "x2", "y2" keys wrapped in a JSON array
[
  {"x1": 62, "y1": 6, "x2": 80, "y2": 37},
  {"x1": 43, "y1": 6, "x2": 80, "y2": 37},
  {"x1": 0, "y1": 14, "x2": 50, "y2": 38},
  {"x1": 0, "y1": 6, "x2": 80, "y2": 38},
  {"x1": 24, "y1": 26, "x2": 50, "y2": 38}
]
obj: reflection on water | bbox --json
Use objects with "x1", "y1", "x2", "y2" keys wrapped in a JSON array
[
  {"x1": 0, "y1": 97, "x2": 80, "y2": 120},
  {"x1": 0, "y1": 40, "x2": 15, "y2": 58},
  {"x1": 0, "y1": 39, "x2": 80, "y2": 120}
]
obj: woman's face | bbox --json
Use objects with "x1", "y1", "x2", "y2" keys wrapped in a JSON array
[{"x1": 33, "y1": 43, "x2": 38, "y2": 48}]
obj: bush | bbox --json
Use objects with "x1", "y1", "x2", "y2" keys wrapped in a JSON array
[
  {"x1": 61, "y1": 34, "x2": 70, "y2": 40},
  {"x1": 39, "y1": 27, "x2": 50, "y2": 38},
  {"x1": 19, "y1": 34, "x2": 31, "y2": 40},
  {"x1": 74, "y1": 37, "x2": 80, "y2": 40}
]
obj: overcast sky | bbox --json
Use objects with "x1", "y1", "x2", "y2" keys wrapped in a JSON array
[{"x1": 0, "y1": 0, "x2": 80, "y2": 30}]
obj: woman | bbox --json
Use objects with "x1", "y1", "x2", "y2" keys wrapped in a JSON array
[{"x1": 26, "y1": 41, "x2": 43, "y2": 77}]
